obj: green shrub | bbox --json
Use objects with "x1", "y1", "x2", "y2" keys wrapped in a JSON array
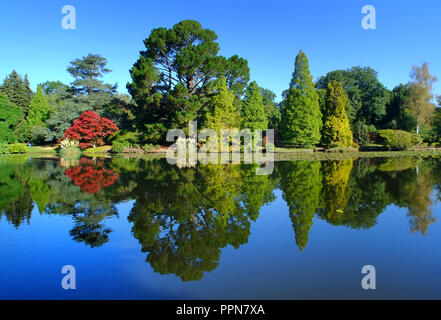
[
  {"x1": 111, "y1": 142, "x2": 126, "y2": 153},
  {"x1": 377, "y1": 129, "x2": 417, "y2": 151},
  {"x1": 8, "y1": 143, "x2": 29, "y2": 154},
  {"x1": 111, "y1": 131, "x2": 140, "y2": 147},
  {"x1": 0, "y1": 143, "x2": 9, "y2": 154}
]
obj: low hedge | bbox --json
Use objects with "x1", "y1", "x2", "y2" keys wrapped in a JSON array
[
  {"x1": 377, "y1": 129, "x2": 421, "y2": 151},
  {"x1": 8, "y1": 143, "x2": 29, "y2": 154}
]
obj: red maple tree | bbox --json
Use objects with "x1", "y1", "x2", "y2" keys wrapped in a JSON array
[{"x1": 65, "y1": 110, "x2": 119, "y2": 149}]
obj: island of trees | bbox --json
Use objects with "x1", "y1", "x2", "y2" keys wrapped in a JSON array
[{"x1": 1, "y1": 20, "x2": 440, "y2": 154}]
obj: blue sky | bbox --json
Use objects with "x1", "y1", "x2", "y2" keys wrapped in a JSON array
[{"x1": 1, "y1": 0, "x2": 440, "y2": 102}]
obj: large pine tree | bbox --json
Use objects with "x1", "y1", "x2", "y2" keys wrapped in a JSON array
[
  {"x1": 280, "y1": 50, "x2": 322, "y2": 147},
  {"x1": 240, "y1": 81, "x2": 268, "y2": 130},
  {"x1": 321, "y1": 81, "x2": 353, "y2": 147}
]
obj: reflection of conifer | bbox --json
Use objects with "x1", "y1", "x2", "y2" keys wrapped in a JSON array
[{"x1": 279, "y1": 161, "x2": 322, "y2": 251}]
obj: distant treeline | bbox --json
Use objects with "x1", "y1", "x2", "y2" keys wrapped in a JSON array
[{"x1": 1, "y1": 20, "x2": 440, "y2": 149}]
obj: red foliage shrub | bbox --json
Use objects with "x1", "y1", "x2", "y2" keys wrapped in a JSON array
[
  {"x1": 65, "y1": 110, "x2": 118, "y2": 149},
  {"x1": 65, "y1": 158, "x2": 119, "y2": 194}
]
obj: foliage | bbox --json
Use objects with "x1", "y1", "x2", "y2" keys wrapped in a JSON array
[
  {"x1": 377, "y1": 129, "x2": 420, "y2": 150},
  {"x1": 205, "y1": 77, "x2": 240, "y2": 134},
  {"x1": 316, "y1": 66, "x2": 390, "y2": 127},
  {"x1": 0, "y1": 70, "x2": 33, "y2": 112},
  {"x1": 8, "y1": 143, "x2": 28, "y2": 154},
  {"x1": 240, "y1": 81, "x2": 268, "y2": 130},
  {"x1": 404, "y1": 63, "x2": 437, "y2": 134},
  {"x1": 0, "y1": 93, "x2": 23, "y2": 143},
  {"x1": 67, "y1": 54, "x2": 116, "y2": 96},
  {"x1": 126, "y1": 20, "x2": 250, "y2": 143},
  {"x1": 65, "y1": 110, "x2": 119, "y2": 149},
  {"x1": 321, "y1": 81, "x2": 353, "y2": 147},
  {"x1": 0, "y1": 143, "x2": 9, "y2": 154},
  {"x1": 26, "y1": 86, "x2": 51, "y2": 127},
  {"x1": 280, "y1": 50, "x2": 322, "y2": 147},
  {"x1": 260, "y1": 87, "x2": 280, "y2": 129}
]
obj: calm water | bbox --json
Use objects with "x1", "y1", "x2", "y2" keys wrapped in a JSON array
[{"x1": 0, "y1": 155, "x2": 441, "y2": 299}]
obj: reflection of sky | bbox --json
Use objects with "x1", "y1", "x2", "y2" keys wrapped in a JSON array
[{"x1": 1, "y1": 192, "x2": 441, "y2": 300}]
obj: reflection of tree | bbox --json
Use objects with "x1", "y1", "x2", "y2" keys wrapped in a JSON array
[
  {"x1": 127, "y1": 161, "x2": 276, "y2": 281},
  {"x1": 65, "y1": 158, "x2": 119, "y2": 194},
  {"x1": 321, "y1": 160, "x2": 353, "y2": 223},
  {"x1": 402, "y1": 165, "x2": 436, "y2": 235},
  {"x1": 279, "y1": 161, "x2": 322, "y2": 251}
]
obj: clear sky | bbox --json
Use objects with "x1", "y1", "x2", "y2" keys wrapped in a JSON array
[{"x1": 1, "y1": 0, "x2": 440, "y2": 102}]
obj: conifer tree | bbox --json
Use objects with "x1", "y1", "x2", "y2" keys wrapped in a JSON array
[
  {"x1": 280, "y1": 50, "x2": 322, "y2": 147},
  {"x1": 240, "y1": 81, "x2": 268, "y2": 130},
  {"x1": 205, "y1": 77, "x2": 240, "y2": 133},
  {"x1": 321, "y1": 81, "x2": 353, "y2": 147},
  {"x1": 26, "y1": 86, "x2": 51, "y2": 127},
  {"x1": 0, "y1": 70, "x2": 33, "y2": 112}
]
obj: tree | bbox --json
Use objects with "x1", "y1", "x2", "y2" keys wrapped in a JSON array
[
  {"x1": 240, "y1": 81, "x2": 268, "y2": 130},
  {"x1": 383, "y1": 84, "x2": 416, "y2": 131},
  {"x1": 0, "y1": 93, "x2": 23, "y2": 143},
  {"x1": 321, "y1": 81, "x2": 353, "y2": 147},
  {"x1": 205, "y1": 77, "x2": 240, "y2": 134},
  {"x1": 280, "y1": 50, "x2": 322, "y2": 147},
  {"x1": 26, "y1": 86, "x2": 51, "y2": 127},
  {"x1": 260, "y1": 87, "x2": 280, "y2": 129},
  {"x1": 127, "y1": 20, "x2": 250, "y2": 142},
  {"x1": 65, "y1": 110, "x2": 119, "y2": 148},
  {"x1": 316, "y1": 67, "x2": 390, "y2": 128},
  {"x1": 0, "y1": 70, "x2": 33, "y2": 112},
  {"x1": 67, "y1": 54, "x2": 115, "y2": 96},
  {"x1": 404, "y1": 63, "x2": 438, "y2": 135}
]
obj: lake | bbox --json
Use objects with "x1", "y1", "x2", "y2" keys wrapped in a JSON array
[{"x1": 0, "y1": 155, "x2": 440, "y2": 299}]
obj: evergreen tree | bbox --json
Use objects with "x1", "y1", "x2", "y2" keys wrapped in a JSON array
[
  {"x1": 280, "y1": 50, "x2": 322, "y2": 147},
  {"x1": 26, "y1": 86, "x2": 51, "y2": 127},
  {"x1": 0, "y1": 70, "x2": 33, "y2": 112},
  {"x1": 205, "y1": 77, "x2": 240, "y2": 133},
  {"x1": 0, "y1": 94, "x2": 23, "y2": 143},
  {"x1": 321, "y1": 81, "x2": 353, "y2": 147},
  {"x1": 240, "y1": 81, "x2": 268, "y2": 130}
]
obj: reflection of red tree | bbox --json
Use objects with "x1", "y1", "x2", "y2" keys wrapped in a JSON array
[{"x1": 65, "y1": 158, "x2": 119, "y2": 194}]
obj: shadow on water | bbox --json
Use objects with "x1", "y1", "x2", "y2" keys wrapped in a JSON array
[{"x1": 0, "y1": 155, "x2": 440, "y2": 281}]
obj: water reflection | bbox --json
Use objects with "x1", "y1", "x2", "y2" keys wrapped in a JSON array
[{"x1": 0, "y1": 155, "x2": 440, "y2": 281}]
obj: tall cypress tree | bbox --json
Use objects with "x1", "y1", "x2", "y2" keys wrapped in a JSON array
[
  {"x1": 241, "y1": 81, "x2": 268, "y2": 130},
  {"x1": 321, "y1": 81, "x2": 353, "y2": 147},
  {"x1": 205, "y1": 77, "x2": 240, "y2": 134},
  {"x1": 280, "y1": 50, "x2": 322, "y2": 147},
  {"x1": 26, "y1": 86, "x2": 51, "y2": 127}
]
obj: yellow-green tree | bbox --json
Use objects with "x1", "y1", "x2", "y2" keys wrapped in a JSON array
[
  {"x1": 205, "y1": 77, "x2": 240, "y2": 133},
  {"x1": 404, "y1": 63, "x2": 437, "y2": 135},
  {"x1": 321, "y1": 81, "x2": 353, "y2": 147}
]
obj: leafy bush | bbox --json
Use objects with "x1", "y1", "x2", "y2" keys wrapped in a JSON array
[
  {"x1": 111, "y1": 142, "x2": 126, "y2": 153},
  {"x1": 110, "y1": 130, "x2": 140, "y2": 147},
  {"x1": 142, "y1": 144, "x2": 160, "y2": 152},
  {"x1": 377, "y1": 129, "x2": 418, "y2": 150},
  {"x1": 8, "y1": 143, "x2": 29, "y2": 154},
  {"x1": 0, "y1": 143, "x2": 9, "y2": 154}
]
